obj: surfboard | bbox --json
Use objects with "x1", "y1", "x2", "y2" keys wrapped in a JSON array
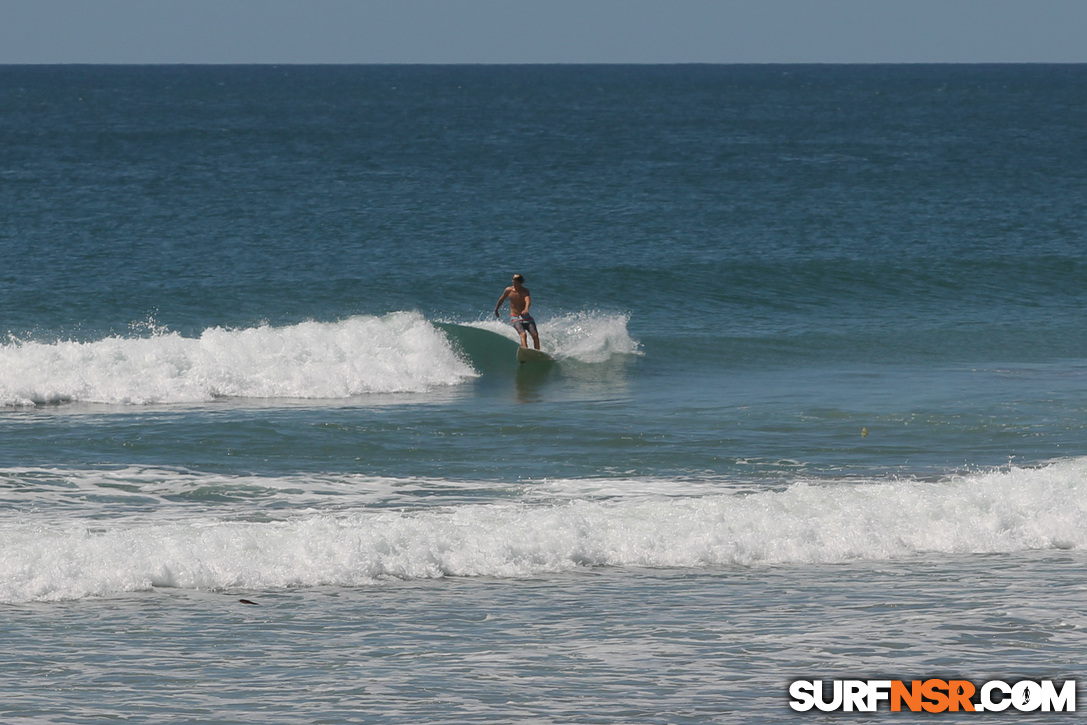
[{"x1": 516, "y1": 347, "x2": 553, "y2": 364}]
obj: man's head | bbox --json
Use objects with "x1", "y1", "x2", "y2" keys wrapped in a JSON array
[{"x1": 512, "y1": 273, "x2": 525, "y2": 285}]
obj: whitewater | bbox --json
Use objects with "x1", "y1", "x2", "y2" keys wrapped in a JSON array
[
  {"x1": 0, "y1": 311, "x2": 639, "y2": 406},
  {"x1": 4, "y1": 459, "x2": 1085, "y2": 603}
]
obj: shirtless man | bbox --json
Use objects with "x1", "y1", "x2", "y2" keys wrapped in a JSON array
[{"x1": 494, "y1": 273, "x2": 540, "y2": 349}]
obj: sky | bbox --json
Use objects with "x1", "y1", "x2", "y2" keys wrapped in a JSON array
[{"x1": 1, "y1": 0, "x2": 1085, "y2": 65}]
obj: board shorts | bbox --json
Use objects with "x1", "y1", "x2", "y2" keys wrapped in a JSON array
[{"x1": 511, "y1": 315, "x2": 538, "y2": 336}]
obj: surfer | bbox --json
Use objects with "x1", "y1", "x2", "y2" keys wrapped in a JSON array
[{"x1": 494, "y1": 273, "x2": 540, "y2": 349}]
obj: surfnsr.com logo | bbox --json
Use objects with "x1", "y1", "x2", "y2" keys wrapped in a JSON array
[{"x1": 789, "y1": 679, "x2": 1076, "y2": 713}]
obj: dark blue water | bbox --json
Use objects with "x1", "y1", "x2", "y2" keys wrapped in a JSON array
[{"x1": 2, "y1": 65, "x2": 1087, "y2": 723}]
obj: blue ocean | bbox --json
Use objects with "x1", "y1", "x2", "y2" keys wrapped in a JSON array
[{"x1": 2, "y1": 64, "x2": 1087, "y2": 722}]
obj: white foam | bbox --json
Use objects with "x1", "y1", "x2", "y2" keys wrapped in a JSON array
[
  {"x1": 0, "y1": 313, "x2": 477, "y2": 406},
  {"x1": 3, "y1": 458, "x2": 1087, "y2": 602}
]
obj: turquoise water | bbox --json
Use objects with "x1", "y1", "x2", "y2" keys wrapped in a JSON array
[{"x1": 2, "y1": 65, "x2": 1087, "y2": 722}]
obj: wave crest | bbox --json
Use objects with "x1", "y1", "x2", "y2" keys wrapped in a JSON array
[{"x1": 0, "y1": 313, "x2": 477, "y2": 406}]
